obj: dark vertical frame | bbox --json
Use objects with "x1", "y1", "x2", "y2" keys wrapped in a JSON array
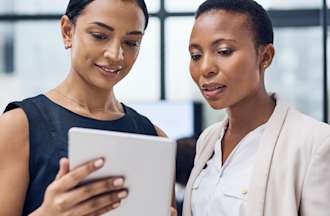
[
  {"x1": 322, "y1": 0, "x2": 328, "y2": 122},
  {"x1": 159, "y1": 0, "x2": 166, "y2": 100}
]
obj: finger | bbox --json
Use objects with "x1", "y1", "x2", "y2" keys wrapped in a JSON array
[
  {"x1": 63, "y1": 177, "x2": 126, "y2": 207},
  {"x1": 170, "y1": 207, "x2": 177, "y2": 216},
  {"x1": 70, "y1": 189, "x2": 128, "y2": 216},
  {"x1": 55, "y1": 158, "x2": 70, "y2": 180},
  {"x1": 56, "y1": 158, "x2": 104, "y2": 191},
  {"x1": 85, "y1": 202, "x2": 121, "y2": 216}
]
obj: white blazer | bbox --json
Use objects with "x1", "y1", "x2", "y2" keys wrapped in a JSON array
[{"x1": 183, "y1": 96, "x2": 330, "y2": 216}]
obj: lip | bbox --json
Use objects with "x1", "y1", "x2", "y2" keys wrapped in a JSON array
[
  {"x1": 201, "y1": 82, "x2": 227, "y2": 99},
  {"x1": 95, "y1": 64, "x2": 123, "y2": 77}
]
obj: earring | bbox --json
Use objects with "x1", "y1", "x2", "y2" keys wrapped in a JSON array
[{"x1": 65, "y1": 44, "x2": 72, "y2": 49}]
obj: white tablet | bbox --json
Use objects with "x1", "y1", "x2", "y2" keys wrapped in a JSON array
[{"x1": 68, "y1": 127, "x2": 176, "y2": 216}]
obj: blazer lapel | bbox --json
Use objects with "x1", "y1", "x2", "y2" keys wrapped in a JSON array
[
  {"x1": 246, "y1": 97, "x2": 290, "y2": 216},
  {"x1": 183, "y1": 119, "x2": 227, "y2": 216}
]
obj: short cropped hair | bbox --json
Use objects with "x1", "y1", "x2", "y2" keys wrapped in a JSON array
[{"x1": 196, "y1": 0, "x2": 274, "y2": 47}]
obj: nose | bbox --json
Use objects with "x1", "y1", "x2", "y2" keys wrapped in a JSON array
[
  {"x1": 104, "y1": 40, "x2": 124, "y2": 64},
  {"x1": 200, "y1": 54, "x2": 218, "y2": 78}
]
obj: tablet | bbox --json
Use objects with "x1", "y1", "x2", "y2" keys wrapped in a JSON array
[{"x1": 68, "y1": 127, "x2": 176, "y2": 216}]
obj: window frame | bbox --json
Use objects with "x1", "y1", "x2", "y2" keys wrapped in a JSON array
[{"x1": 0, "y1": 0, "x2": 328, "y2": 122}]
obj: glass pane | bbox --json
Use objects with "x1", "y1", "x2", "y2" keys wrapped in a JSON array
[
  {"x1": 0, "y1": 1, "x2": 14, "y2": 13},
  {"x1": 115, "y1": 18, "x2": 160, "y2": 101},
  {"x1": 9, "y1": 0, "x2": 159, "y2": 14},
  {"x1": 0, "y1": 21, "x2": 69, "y2": 110},
  {"x1": 266, "y1": 27, "x2": 323, "y2": 120},
  {"x1": 14, "y1": 21, "x2": 70, "y2": 96},
  {"x1": 257, "y1": 0, "x2": 321, "y2": 9},
  {"x1": 165, "y1": 0, "x2": 205, "y2": 12},
  {"x1": 165, "y1": 17, "x2": 202, "y2": 101},
  {"x1": 13, "y1": 0, "x2": 67, "y2": 14},
  {"x1": 165, "y1": 0, "x2": 321, "y2": 12},
  {"x1": 145, "y1": 0, "x2": 160, "y2": 13}
]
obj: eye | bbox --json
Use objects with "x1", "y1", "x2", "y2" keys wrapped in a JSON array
[
  {"x1": 90, "y1": 32, "x2": 108, "y2": 40},
  {"x1": 217, "y1": 48, "x2": 234, "y2": 56},
  {"x1": 190, "y1": 53, "x2": 202, "y2": 61},
  {"x1": 124, "y1": 40, "x2": 140, "y2": 48}
]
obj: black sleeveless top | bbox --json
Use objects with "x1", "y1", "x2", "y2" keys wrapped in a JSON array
[{"x1": 4, "y1": 94, "x2": 157, "y2": 216}]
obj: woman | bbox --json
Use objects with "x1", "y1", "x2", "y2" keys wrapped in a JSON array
[
  {"x1": 0, "y1": 0, "x2": 176, "y2": 215},
  {"x1": 183, "y1": 0, "x2": 330, "y2": 216}
]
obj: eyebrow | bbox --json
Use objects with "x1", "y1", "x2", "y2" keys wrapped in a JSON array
[
  {"x1": 89, "y1": 21, "x2": 144, "y2": 36},
  {"x1": 211, "y1": 38, "x2": 237, "y2": 46},
  {"x1": 189, "y1": 38, "x2": 237, "y2": 50}
]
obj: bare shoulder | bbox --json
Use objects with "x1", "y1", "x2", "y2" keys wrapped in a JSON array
[
  {"x1": 0, "y1": 108, "x2": 29, "y2": 143},
  {"x1": 0, "y1": 109, "x2": 30, "y2": 215},
  {"x1": 154, "y1": 125, "x2": 168, "y2": 138},
  {"x1": 0, "y1": 108, "x2": 29, "y2": 161}
]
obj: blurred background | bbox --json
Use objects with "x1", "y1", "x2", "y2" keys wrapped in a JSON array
[{"x1": 0, "y1": 0, "x2": 329, "y2": 213}]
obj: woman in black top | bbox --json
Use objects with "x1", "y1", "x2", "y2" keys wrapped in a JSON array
[{"x1": 0, "y1": 0, "x2": 176, "y2": 215}]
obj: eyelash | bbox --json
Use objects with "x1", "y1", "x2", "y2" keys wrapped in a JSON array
[
  {"x1": 90, "y1": 32, "x2": 108, "y2": 40},
  {"x1": 217, "y1": 48, "x2": 234, "y2": 56},
  {"x1": 90, "y1": 32, "x2": 140, "y2": 48},
  {"x1": 191, "y1": 53, "x2": 202, "y2": 61},
  {"x1": 125, "y1": 40, "x2": 140, "y2": 48},
  {"x1": 190, "y1": 48, "x2": 234, "y2": 62}
]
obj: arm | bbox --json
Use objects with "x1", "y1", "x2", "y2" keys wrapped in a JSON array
[
  {"x1": 0, "y1": 109, "x2": 129, "y2": 216},
  {"x1": 0, "y1": 109, "x2": 30, "y2": 216},
  {"x1": 300, "y1": 136, "x2": 330, "y2": 216},
  {"x1": 154, "y1": 125, "x2": 177, "y2": 215}
]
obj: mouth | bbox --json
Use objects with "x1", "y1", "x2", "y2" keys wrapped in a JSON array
[
  {"x1": 95, "y1": 64, "x2": 123, "y2": 76},
  {"x1": 201, "y1": 83, "x2": 227, "y2": 99}
]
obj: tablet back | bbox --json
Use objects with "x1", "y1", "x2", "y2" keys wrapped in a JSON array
[{"x1": 68, "y1": 127, "x2": 176, "y2": 216}]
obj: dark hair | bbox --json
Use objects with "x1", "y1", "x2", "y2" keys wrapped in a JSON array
[
  {"x1": 196, "y1": 0, "x2": 273, "y2": 47},
  {"x1": 65, "y1": 0, "x2": 149, "y2": 30}
]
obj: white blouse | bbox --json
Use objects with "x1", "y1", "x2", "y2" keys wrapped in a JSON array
[{"x1": 191, "y1": 123, "x2": 266, "y2": 216}]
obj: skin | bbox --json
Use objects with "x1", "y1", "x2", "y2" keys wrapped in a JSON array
[
  {"x1": 189, "y1": 10, "x2": 276, "y2": 164},
  {"x1": 0, "y1": 0, "x2": 176, "y2": 215}
]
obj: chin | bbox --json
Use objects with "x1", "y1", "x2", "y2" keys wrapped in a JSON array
[
  {"x1": 90, "y1": 80, "x2": 116, "y2": 91},
  {"x1": 207, "y1": 100, "x2": 227, "y2": 110}
]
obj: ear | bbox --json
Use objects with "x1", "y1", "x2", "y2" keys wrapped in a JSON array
[
  {"x1": 259, "y1": 44, "x2": 275, "y2": 71},
  {"x1": 60, "y1": 15, "x2": 74, "y2": 49}
]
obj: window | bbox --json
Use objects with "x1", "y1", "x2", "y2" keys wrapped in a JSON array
[{"x1": 0, "y1": 0, "x2": 329, "y2": 123}]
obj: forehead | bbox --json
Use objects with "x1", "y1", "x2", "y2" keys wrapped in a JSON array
[
  {"x1": 190, "y1": 10, "x2": 254, "y2": 45},
  {"x1": 77, "y1": 0, "x2": 145, "y2": 31}
]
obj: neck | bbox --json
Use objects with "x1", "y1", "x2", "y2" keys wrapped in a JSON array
[
  {"x1": 225, "y1": 88, "x2": 275, "y2": 135},
  {"x1": 54, "y1": 70, "x2": 122, "y2": 114}
]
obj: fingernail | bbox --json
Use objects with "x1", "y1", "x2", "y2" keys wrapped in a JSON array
[
  {"x1": 118, "y1": 191, "x2": 128, "y2": 199},
  {"x1": 94, "y1": 159, "x2": 104, "y2": 168},
  {"x1": 113, "y1": 202, "x2": 120, "y2": 209},
  {"x1": 113, "y1": 178, "x2": 124, "y2": 187}
]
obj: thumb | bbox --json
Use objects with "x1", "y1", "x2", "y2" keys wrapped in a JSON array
[
  {"x1": 170, "y1": 207, "x2": 177, "y2": 216},
  {"x1": 55, "y1": 157, "x2": 70, "y2": 180}
]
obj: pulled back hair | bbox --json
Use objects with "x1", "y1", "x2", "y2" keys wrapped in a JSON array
[
  {"x1": 65, "y1": 0, "x2": 149, "y2": 30},
  {"x1": 196, "y1": 0, "x2": 273, "y2": 47}
]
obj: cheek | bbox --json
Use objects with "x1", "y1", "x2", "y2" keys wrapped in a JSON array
[
  {"x1": 229, "y1": 53, "x2": 259, "y2": 80},
  {"x1": 125, "y1": 48, "x2": 140, "y2": 64},
  {"x1": 71, "y1": 38, "x2": 94, "y2": 64},
  {"x1": 189, "y1": 62, "x2": 199, "y2": 83},
  {"x1": 231, "y1": 62, "x2": 260, "y2": 92}
]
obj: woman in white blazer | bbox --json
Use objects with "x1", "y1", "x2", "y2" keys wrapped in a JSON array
[{"x1": 184, "y1": 0, "x2": 330, "y2": 216}]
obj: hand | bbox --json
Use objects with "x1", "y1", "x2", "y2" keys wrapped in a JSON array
[
  {"x1": 32, "y1": 158, "x2": 128, "y2": 216},
  {"x1": 170, "y1": 207, "x2": 177, "y2": 216}
]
